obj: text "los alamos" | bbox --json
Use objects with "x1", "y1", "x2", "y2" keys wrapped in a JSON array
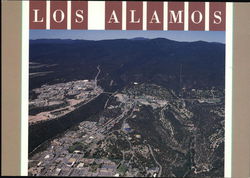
[{"x1": 30, "y1": 1, "x2": 226, "y2": 31}]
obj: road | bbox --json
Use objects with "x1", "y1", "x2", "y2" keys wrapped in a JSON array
[
  {"x1": 94, "y1": 65, "x2": 101, "y2": 89},
  {"x1": 148, "y1": 144, "x2": 162, "y2": 177}
]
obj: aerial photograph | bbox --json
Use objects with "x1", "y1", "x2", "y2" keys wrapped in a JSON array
[{"x1": 28, "y1": 30, "x2": 225, "y2": 177}]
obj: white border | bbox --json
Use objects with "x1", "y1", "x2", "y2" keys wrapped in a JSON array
[
  {"x1": 22, "y1": 1, "x2": 233, "y2": 176},
  {"x1": 225, "y1": 2, "x2": 233, "y2": 177},
  {"x1": 21, "y1": 0, "x2": 29, "y2": 176}
]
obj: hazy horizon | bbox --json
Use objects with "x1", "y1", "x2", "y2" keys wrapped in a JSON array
[{"x1": 30, "y1": 30, "x2": 225, "y2": 44}]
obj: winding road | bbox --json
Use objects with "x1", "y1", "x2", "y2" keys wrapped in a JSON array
[
  {"x1": 148, "y1": 144, "x2": 162, "y2": 177},
  {"x1": 94, "y1": 65, "x2": 101, "y2": 89}
]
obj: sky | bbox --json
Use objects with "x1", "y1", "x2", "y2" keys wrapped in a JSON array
[{"x1": 30, "y1": 30, "x2": 225, "y2": 43}]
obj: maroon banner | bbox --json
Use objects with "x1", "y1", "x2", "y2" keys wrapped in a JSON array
[
  {"x1": 147, "y1": 2, "x2": 163, "y2": 30},
  {"x1": 50, "y1": 1, "x2": 67, "y2": 29},
  {"x1": 105, "y1": 1, "x2": 122, "y2": 30},
  {"x1": 29, "y1": 1, "x2": 227, "y2": 31},
  {"x1": 71, "y1": 1, "x2": 88, "y2": 29},
  {"x1": 209, "y1": 2, "x2": 226, "y2": 31},
  {"x1": 168, "y1": 2, "x2": 184, "y2": 31},
  {"x1": 30, "y1": 0, "x2": 46, "y2": 29},
  {"x1": 127, "y1": 2, "x2": 143, "y2": 30},
  {"x1": 189, "y1": 2, "x2": 205, "y2": 31}
]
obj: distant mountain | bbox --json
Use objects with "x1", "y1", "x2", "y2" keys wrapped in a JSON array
[
  {"x1": 29, "y1": 38, "x2": 225, "y2": 91},
  {"x1": 130, "y1": 37, "x2": 149, "y2": 41},
  {"x1": 29, "y1": 39, "x2": 78, "y2": 44}
]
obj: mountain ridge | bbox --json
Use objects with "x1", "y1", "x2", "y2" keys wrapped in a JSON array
[
  {"x1": 30, "y1": 38, "x2": 225, "y2": 45},
  {"x1": 29, "y1": 38, "x2": 225, "y2": 91}
]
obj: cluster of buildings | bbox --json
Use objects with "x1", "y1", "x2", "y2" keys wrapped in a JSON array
[
  {"x1": 28, "y1": 93, "x2": 156, "y2": 177},
  {"x1": 29, "y1": 153, "x2": 120, "y2": 176},
  {"x1": 28, "y1": 120, "x2": 120, "y2": 176},
  {"x1": 29, "y1": 84, "x2": 171, "y2": 176},
  {"x1": 30, "y1": 80, "x2": 97, "y2": 108},
  {"x1": 29, "y1": 80, "x2": 103, "y2": 123}
]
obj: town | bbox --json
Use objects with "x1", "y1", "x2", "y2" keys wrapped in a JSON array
[
  {"x1": 29, "y1": 83, "x2": 224, "y2": 177},
  {"x1": 29, "y1": 79, "x2": 103, "y2": 124}
]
